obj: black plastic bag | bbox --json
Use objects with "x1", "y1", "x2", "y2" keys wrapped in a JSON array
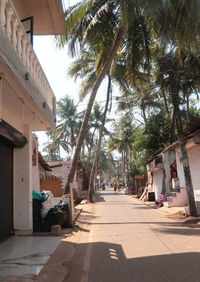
[
  {"x1": 41, "y1": 207, "x2": 66, "y2": 232},
  {"x1": 33, "y1": 199, "x2": 42, "y2": 232}
]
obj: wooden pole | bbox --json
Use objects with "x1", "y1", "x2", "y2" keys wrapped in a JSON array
[{"x1": 70, "y1": 183, "x2": 74, "y2": 226}]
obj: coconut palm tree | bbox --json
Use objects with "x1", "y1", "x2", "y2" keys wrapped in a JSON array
[
  {"x1": 109, "y1": 115, "x2": 135, "y2": 186},
  {"x1": 88, "y1": 75, "x2": 112, "y2": 202},
  {"x1": 155, "y1": 51, "x2": 200, "y2": 216},
  {"x1": 58, "y1": 1, "x2": 200, "y2": 217},
  {"x1": 142, "y1": 0, "x2": 200, "y2": 216},
  {"x1": 59, "y1": 1, "x2": 152, "y2": 192},
  {"x1": 44, "y1": 95, "x2": 83, "y2": 158}
]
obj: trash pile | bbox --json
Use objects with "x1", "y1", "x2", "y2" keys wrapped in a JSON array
[{"x1": 32, "y1": 190, "x2": 72, "y2": 232}]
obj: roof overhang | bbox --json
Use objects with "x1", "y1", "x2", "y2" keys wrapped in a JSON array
[
  {"x1": 0, "y1": 119, "x2": 27, "y2": 147},
  {"x1": 12, "y1": 0, "x2": 66, "y2": 35}
]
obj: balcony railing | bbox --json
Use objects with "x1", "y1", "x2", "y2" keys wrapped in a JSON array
[{"x1": 0, "y1": 0, "x2": 55, "y2": 113}]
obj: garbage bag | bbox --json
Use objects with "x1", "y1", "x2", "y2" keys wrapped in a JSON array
[
  {"x1": 32, "y1": 190, "x2": 42, "y2": 200},
  {"x1": 60, "y1": 203, "x2": 72, "y2": 228},
  {"x1": 40, "y1": 192, "x2": 46, "y2": 203},
  {"x1": 41, "y1": 207, "x2": 66, "y2": 232},
  {"x1": 33, "y1": 199, "x2": 42, "y2": 232},
  {"x1": 41, "y1": 193, "x2": 54, "y2": 219}
]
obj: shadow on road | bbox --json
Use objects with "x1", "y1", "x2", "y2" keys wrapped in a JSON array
[
  {"x1": 153, "y1": 226, "x2": 200, "y2": 236},
  {"x1": 35, "y1": 240, "x2": 200, "y2": 282},
  {"x1": 88, "y1": 242, "x2": 200, "y2": 282}
]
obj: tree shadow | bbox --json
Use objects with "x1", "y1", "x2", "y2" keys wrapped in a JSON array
[
  {"x1": 88, "y1": 242, "x2": 200, "y2": 282},
  {"x1": 4, "y1": 233, "x2": 200, "y2": 282},
  {"x1": 153, "y1": 226, "x2": 200, "y2": 236},
  {"x1": 76, "y1": 220, "x2": 189, "y2": 230},
  {"x1": 94, "y1": 195, "x2": 105, "y2": 202},
  {"x1": 36, "y1": 240, "x2": 200, "y2": 282},
  {"x1": 132, "y1": 205, "x2": 155, "y2": 209}
]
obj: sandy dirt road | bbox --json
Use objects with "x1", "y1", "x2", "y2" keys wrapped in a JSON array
[{"x1": 37, "y1": 189, "x2": 200, "y2": 282}]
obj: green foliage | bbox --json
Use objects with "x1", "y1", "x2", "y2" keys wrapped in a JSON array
[
  {"x1": 144, "y1": 111, "x2": 173, "y2": 154},
  {"x1": 131, "y1": 127, "x2": 147, "y2": 174},
  {"x1": 54, "y1": 0, "x2": 200, "y2": 188},
  {"x1": 43, "y1": 95, "x2": 83, "y2": 158}
]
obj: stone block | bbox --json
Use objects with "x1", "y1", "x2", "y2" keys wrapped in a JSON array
[{"x1": 51, "y1": 225, "x2": 61, "y2": 235}]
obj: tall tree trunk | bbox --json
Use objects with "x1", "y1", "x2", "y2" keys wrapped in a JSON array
[
  {"x1": 186, "y1": 95, "x2": 190, "y2": 124},
  {"x1": 170, "y1": 109, "x2": 176, "y2": 143},
  {"x1": 88, "y1": 127, "x2": 97, "y2": 161},
  {"x1": 65, "y1": 26, "x2": 126, "y2": 192},
  {"x1": 88, "y1": 76, "x2": 111, "y2": 202},
  {"x1": 169, "y1": 74, "x2": 197, "y2": 216},
  {"x1": 141, "y1": 106, "x2": 147, "y2": 126},
  {"x1": 122, "y1": 151, "x2": 126, "y2": 186},
  {"x1": 81, "y1": 140, "x2": 85, "y2": 160},
  {"x1": 161, "y1": 85, "x2": 169, "y2": 113},
  {"x1": 124, "y1": 151, "x2": 128, "y2": 186}
]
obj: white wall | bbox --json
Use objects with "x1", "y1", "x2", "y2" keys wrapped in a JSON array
[
  {"x1": 176, "y1": 150, "x2": 185, "y2": 188},
  {"x1": 152, "y1": 169, "x2": 163, "y2": 200},
  {"x1": 32, "y1": 166, "x2": 40, "y2": 192},
  {"x1": 163, "y1": 152, "x2": 171, "y2": 194},
  {"x1": 14, "y1": 125, "x2": 33, "y2": 235},
  {"x1": 187, "y1": 144, "x2": 200, "y2": 191}
]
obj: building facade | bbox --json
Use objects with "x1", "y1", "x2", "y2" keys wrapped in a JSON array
[{"x1": 0, "y1": 0, "x2": 66, "y2": 240}]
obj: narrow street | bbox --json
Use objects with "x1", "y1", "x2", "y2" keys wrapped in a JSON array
[{"x1": 37, "y1": 188, "x2": 200, "y2": 282}]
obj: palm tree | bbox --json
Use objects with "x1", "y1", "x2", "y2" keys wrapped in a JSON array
[
  {"x1": 87, "y1": 103, "x2": 106, "y2": 161},
  {"x1": 155, "y1": 51, "x2": 200, "y2": 216},
  {"x1": 58, "y1": 1, "x2": 152, "y2": 192},
  {"x1": 58, "y1": 1, "x2": 200, "y2": 217},
  {"x1": 141, "y1": 0, "x2": 200, "y2": 216},
  {"x1": 116, "y1": 85, "x2": 164, "y2": 126},
  {"x1": 88, "y1": 75, "x2": 111, "y2": 202},
  {"x1": 109, "y1": 115, "x2": 135, "y2": 186},
  {"x1": 44, "y1": 95, "x2": 83, "y2": 158}
]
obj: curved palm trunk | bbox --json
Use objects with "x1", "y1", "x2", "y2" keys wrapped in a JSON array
[
  {"x1": 124, "y1": 150, "x2": 128, "y2": 186},
  {"x1": 170, "y1": 109, "x2": 176, "y2": 143},
  {"x1": 169, "y1": 74, "x2": 197, "y2": 216},
  {"x1": 88, "y1": 127, "x2": 97, "y2": 161},
  {"x1": 141, "y1": 106, "x2": 147, "y2": 126},
  {"x1": 122, "y1": 151, "x2": 127, "y2": 186},
  {"x1": 88, "y1": 76, "x2": 111, "y2": 202},
  {"x1": 186, "y1": 95, "x2": 190, "y2": 123},
  {"x1": 161, "y1": 85, "x2": 169, "y2": 113},
  {"x1": 65, "y1": 26, "x2": 126, "y2": 192}
]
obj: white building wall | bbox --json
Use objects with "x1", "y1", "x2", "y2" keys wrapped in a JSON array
[
  {"x1": 153, "y1": 169, "x2": 163, "y2": 200},
  {"x1": 176, "y1": 150, "x2": 185, "y2": 188},
  {"x1": 187, "y1": 144, "x2": 200, "y2": 191},
  {"x1": 187, "y1": 144, "x2": 200, "y2": 215},
  {"x1": 163, "y1": 152, "x2": 171, "y2": 194},
  {"x1": 32, "y1": 166, "x2": 40, "y2": 192},
  {"x1": 176, "y1": 143, "x2": 200, "y2": 215},
  {"x1": 14, "y1": 125, "x2": 33, "y2": 234}
]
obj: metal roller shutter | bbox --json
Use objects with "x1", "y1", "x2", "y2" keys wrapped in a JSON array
[
  {"x1": 0, "y1": 136, "x2": 13, "y2": 241},
  {"x1": 188, "y1": 144, "x2": 200, "y2": 191}
]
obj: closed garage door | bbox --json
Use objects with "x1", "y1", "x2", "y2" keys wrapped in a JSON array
[
  {"x1": 0, "y1": 136, "x2": 13, "y2": 241},
  {"x1": 187, "y1": 144, "x2": 200, "y2": 191}
]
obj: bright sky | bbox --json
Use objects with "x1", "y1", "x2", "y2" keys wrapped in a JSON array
[
  {"x1": 33, "y1": 35, "x2": 113, "y2": 155},
  {"x1": 33, "y1": 0, "x2": 80, "y2": 153},
  {"x1": 33, "y1": 0, "x2": 120, "y2": 156},
  {"x1": 33, "y1": 35, "x2": 76, "y2": 153}
]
